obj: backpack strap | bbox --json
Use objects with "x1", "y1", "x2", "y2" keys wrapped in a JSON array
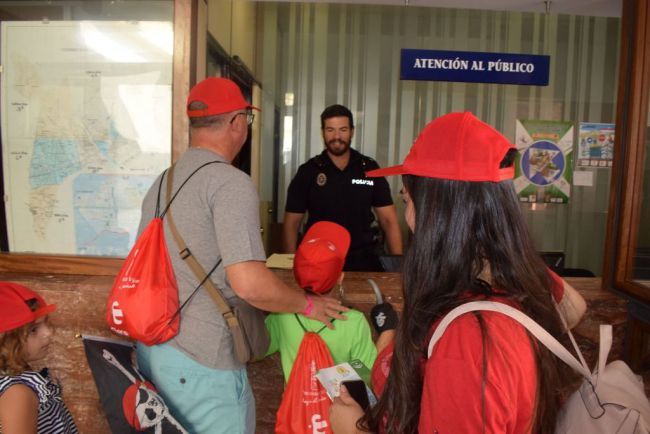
[
  {"x1": 163, "y1": 162, "x2": 241, "y2": 335},
  {"x1": 426, "y1": 301, "x2": 592, "y2": 380},
  {"x1": 154, "y1": 169, "x2": 168, "y2": 218},
  {"x1": 597, "y1": 323, "x2": 613, "y2": 385},
  {"x1": 295, "y1": 313, "x2": 333, "y2": 335},
  {"x1": 159, "y1": 161, "x2": 223, "y2": 219}
]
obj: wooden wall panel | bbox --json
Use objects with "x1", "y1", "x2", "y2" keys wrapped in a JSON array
[{"x1": 0, "y1": 271, "x2": 626, "y2": 434}]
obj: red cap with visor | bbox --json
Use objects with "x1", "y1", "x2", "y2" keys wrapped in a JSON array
[
  {"x1": 186, "y1": 77, "x2": 260, "y2": 118},
  {"x1": 0, "y1": 282, "x2": 56, "y2": 333},
  {"x1": 366, "y1": 112, "x2": 515, "y2": 182},
  {"x1": 294, "y1": 221, "x2": 350, "y2": 295}
]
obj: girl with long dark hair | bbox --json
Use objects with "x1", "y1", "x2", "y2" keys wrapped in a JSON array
[{"x1": 329, "y1": 112, "x2": 584, "y2": 433}]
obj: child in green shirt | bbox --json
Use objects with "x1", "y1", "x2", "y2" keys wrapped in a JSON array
[{"x1": 265, "y1": 221, "x2": 379, "y2": 384}]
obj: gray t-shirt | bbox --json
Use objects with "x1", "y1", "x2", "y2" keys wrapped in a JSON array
[{"x1": 138, "y1": 148, "x2": 266, "y2": 369}]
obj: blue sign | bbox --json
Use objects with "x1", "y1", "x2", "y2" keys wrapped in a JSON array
[{"x1": 400, "y1": 49, "x2": 550, "y2": 86}]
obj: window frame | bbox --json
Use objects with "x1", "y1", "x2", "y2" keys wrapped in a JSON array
[{"x1": 603, "y1": 0, "x2": 650, "y2": 300}]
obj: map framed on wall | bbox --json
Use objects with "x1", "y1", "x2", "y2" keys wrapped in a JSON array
[
  {"x1": 1, "y1": 21, "x2": 173, "y2": 256},
  {"x1": 514, "y1": 119, "x2": 574, "y2": 204}
]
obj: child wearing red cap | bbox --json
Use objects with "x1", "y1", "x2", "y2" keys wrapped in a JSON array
[
  {"x1": 0, "y1": 282, "x2": 78, "y2": 434},
  {"x1": 329, "y1": 112, "x2": 586, "y2": 434},
  {"x1": 265, "y1": 221, "x2": 381, "y2": 384}
]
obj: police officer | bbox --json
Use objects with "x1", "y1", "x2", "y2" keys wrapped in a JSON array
[{"x1": 283, "y1": 104, "x2": 403, "y2": 271}]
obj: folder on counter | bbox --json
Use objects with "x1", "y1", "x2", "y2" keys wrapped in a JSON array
[{"x1": 266, "y1": 253, "x2": 294, "y2": 269}]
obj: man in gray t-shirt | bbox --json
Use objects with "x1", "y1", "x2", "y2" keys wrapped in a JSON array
[{"x1": 135, "y1": 77, "x2": 346, "y2": 434}]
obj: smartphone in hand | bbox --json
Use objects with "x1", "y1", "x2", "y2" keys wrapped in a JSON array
[{"x1": 341, "y1": 379, "x2": 370, "y2": 410}]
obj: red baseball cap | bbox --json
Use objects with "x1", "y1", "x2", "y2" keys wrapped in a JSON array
[
  {"x1": 366, "y1": 112, "x2": 515, "y2": 182},
  {"x1": 186, "y1": 77, "x2": 260, "y2": 118},
  {"x1": 0, "y1": 282, "x2": 56, "y2": 333},
  {"x1": 294, "y1": 221, "x2": 350, "y2": 294}
]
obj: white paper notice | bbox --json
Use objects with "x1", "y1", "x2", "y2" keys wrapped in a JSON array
[{"x1": 573, "y1": 171, "x2": 594, "y2": 187}]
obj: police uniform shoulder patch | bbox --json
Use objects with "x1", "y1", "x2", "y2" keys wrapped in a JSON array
[{"x1": 316, "y1": 172, "x2": 327, "y2": 186}]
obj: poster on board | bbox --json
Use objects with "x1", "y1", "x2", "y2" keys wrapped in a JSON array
[
  {"x1": 577, "y1": 122, "x2": 614, "y2": 168},
  {"x1": 1, "y1": 21, "x2": 172, "y2": 256},
  {"x1": 514, "y1": 119, "x2": 573, "y2": 204}
]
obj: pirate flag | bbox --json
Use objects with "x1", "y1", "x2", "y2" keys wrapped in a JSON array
[{"x1": 82, "y1": 335, "x2": 188, "y2": 434}]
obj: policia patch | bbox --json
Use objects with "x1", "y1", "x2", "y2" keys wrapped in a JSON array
[{"x1": 313, "y1": 153, "x2": 370, "y2": 188}]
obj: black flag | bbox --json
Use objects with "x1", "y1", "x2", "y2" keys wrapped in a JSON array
[{"x1": 82, "y1": 335, "x2": 188, "y2": 433}]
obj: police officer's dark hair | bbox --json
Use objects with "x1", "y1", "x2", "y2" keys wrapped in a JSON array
[
  {"x1": 188, "y1": 101, "x2": 228, "y2": 129},
  {"x1": 321, "y1": 104, "x2": 354, "y2": 129}
]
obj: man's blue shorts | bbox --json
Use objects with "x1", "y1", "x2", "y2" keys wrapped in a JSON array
[{"x1": 136, "y1": 342, "x2": 255, "y2": 434}]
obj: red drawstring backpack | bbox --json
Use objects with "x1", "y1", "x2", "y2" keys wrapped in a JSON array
[
  {"x1": 106, "y1": 162, "x2": 220, "y2": 345},
  {"x1": 275, "y1": 317, "x2": 335, "y2": 434}
]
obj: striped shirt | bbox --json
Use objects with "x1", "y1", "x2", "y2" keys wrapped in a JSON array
[{"x1": 0, "y1": 369, "x2": 78, "y2": 434}]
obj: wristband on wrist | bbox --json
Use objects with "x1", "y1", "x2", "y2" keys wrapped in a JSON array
[{"x1": 302, "y1": 294, "x2": 314, "y2": 316}]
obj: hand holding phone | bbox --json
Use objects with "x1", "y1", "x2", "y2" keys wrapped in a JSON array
[{"x1": 341, "y1": 379, "x2": 370, "y2": 410}]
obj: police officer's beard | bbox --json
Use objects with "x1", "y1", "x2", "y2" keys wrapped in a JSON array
[{"x1": 326, "y1": 139, "x2": 350, "y2": 156}]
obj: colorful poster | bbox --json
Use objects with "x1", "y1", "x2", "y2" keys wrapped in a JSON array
[
  {"x1": 578, "y1": 122, "x2": 614, "y2": 168},
  {"x1": 514, "y1": 120, "x2": 573, "y2": 204}
]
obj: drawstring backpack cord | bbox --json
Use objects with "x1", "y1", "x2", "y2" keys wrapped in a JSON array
[
  {"x1": 168, "y1": 258, "x2": 222, "y2": 325},
  {"x1": 159, "y1": 161, "x2": 221, "y2": 219},
  {"x1": 295, "y1": 313, "x2": 333, "y2": 335},
  {"x1": 154, "y1": 168, "x2": 168, "y2": 218},
  {"x1": 157, "y1": 161, "x2": 224, "y2": 325}
]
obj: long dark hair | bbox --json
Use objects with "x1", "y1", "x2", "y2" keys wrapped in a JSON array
[{"x1": 362, "y1": 159, "x2": 571, "y2": 433}]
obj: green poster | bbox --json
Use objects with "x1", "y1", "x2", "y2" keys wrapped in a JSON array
[{"x1": 514, "y1": 119, "x2": 573, "y2": 204}]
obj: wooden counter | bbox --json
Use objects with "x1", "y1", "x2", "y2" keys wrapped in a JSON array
[{"x1": 0, "y1": 272, "x2": 629, "y2": 434}]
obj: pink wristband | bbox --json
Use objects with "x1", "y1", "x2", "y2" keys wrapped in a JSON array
[{"x1": 302, "y1": 295, "x2": 314, "y2": 316}]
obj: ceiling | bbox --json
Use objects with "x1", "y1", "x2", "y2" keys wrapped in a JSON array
[{"x1": 256, "y1": 0, "x2": 622, "y2": 17}]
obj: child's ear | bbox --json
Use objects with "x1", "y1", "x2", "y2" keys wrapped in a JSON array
[{"x1": 337, "y1": 272, "x2": 345, "y2": 285}]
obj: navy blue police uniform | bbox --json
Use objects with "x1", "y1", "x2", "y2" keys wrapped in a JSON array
[{"x1": 285, "y1": 148, "x2": 393, "y2": 271}]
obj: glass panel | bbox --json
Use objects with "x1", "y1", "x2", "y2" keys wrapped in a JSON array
[
  {"x1": 0, "y1": 0, "x2": 173, "y2": 257},
  {"x1": 633, "y1": 107, "x2": 650, "y2": 286},
  {"x1": 259, "y1": 3, "x2": 620, "y2": 274}
]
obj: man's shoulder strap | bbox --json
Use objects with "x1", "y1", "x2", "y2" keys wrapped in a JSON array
[{"x1": 158, "y1": 161, "x2": 223, "y2": 219}]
